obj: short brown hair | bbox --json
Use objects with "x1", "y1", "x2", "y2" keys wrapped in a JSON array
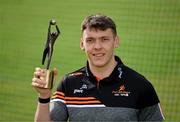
[{"x1": 81, "y1": 14, "x2": 117, "y2": 36}]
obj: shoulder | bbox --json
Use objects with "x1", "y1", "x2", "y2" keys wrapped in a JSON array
[
  {"x1": 58, "y1": 67, "x2": 86, "y2": 86},
  {"x1": 65, "y1": 67, "x2": 86, "y2": 80},
  {"x1": 123, "y1": 65, "x2": 160, "y2": 108},
  {"x1": 55, "y1": 66, "x2": 86, "y2": 92},
  {"x1": 122, "y1": 65, "x2": 149, "y2": 85},
  {"x1": 123, "y1": 65, "x2": 157, "y2": 93}
]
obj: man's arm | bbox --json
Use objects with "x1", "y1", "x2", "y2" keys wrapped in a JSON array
[
  {"x1": 138, "y1": 103, "x2": 165, "y2": 121},
  {"x1": 35, "y1": 102, "x2": 52, "y2": 122},
  {"x1": 32, "y1": 67, "x2": 54, "y2": 122},
  {"x1": 137, "y1": 78, "x2": 165, "y2": 121}
]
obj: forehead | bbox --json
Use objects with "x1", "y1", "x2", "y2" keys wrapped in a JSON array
[{"x1": 82, "y1": 28, "x2": 114, "y2": 38}]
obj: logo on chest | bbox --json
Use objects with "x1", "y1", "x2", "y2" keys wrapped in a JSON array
[
  {"x1": 73, "y1": 84, "x2": 88, "y2": 94},
  {"x1": 112, "y1": 85, "x2": 131, "y2": 97}
]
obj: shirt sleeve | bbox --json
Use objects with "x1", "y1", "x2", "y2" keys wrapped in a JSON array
[
  {"x1": 138, "y1": 103, "x2": 165, "y2": 121},
  {"x1": 137, "y1": 79, "x2": 165, "y2": 121},
  {"x1": 50, "y1": 76, "x2": 69, "y2": 121}
]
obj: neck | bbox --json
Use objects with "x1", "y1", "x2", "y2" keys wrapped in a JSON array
[{"x1": 89, "y1": 56, "x2": 117, "y2": 80}]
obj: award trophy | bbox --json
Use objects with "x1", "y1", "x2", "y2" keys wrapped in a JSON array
[{"x1": 41, "y1": 19, "x2": 60, "y2": 89}]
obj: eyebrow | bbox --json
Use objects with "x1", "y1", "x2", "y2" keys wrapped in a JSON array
[{"x1": 85, "y1": 36, "x2": 110, "y2": 39}]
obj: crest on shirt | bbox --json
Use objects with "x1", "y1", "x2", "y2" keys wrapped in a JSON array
[{"x1": 112, "y1": 85, "x2": 130, "y2": 97}]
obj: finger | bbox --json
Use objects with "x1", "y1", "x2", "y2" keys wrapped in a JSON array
[
  {"x1": 32, "y1": 81, "x2": 45, "y2": 88},
  {"x1": 34, "y1": 71, "x2": 41, "y2": 78},
  {"x1": 32, "y1": 77, "x2": 46, "y2": 86},
  {"x1": 32, "y1": 77, "x2": 40, "y2": 83},
  {"x1": 35, "y1": 67, "x2": 42, "y2": 72},
  {"x1": 32, "y1": 77, "x2": 46, "y2": 84},
  {"x1": 34, "y1": 70, "x2": 46, "y2": 78}
]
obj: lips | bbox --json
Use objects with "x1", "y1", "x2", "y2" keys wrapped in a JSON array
[{"x1": 93, "y1": 53, "x2": 104, "y2": 57}]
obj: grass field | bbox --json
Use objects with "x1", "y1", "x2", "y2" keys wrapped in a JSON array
[{"x1": 0, "y1": 0, "x2": 180, "y2": 121}]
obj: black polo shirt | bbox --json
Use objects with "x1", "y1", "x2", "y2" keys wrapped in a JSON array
[{"x1": 50, "y1": 56, "x2": 164, "y2": 121}]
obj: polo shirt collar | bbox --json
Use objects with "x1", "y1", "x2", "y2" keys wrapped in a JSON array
[{"x1": 85, "y1": 56, "x2": 124, "y2": 84}]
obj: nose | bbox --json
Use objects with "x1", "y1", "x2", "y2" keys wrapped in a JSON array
[{"x1": 93, "y1": 40, "x2": 102, "y2": 50}]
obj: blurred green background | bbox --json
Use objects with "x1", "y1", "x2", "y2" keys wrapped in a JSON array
[{"x1": 0, "y1": 0, "x2": 180, "y2": 121}]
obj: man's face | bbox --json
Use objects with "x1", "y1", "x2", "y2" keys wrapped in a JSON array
[{"x1": 80, "y1": 28, "x2": 119, "y2": 68}]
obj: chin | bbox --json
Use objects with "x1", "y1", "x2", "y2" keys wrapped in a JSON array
[{"x1": 92, "y1": 61, "x2": 106, "y2": 68}]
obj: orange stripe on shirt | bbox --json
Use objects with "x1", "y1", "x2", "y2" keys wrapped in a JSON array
[
  {"x1": 52, "y1": 95, "x2": 97, "y2": 101},
  {"x1": 53, "y1": 91, "x2": 65, "y2": 96},
  {"x1": 66, "y1": 100, "x2": 101, "y2": 104},
  {"x1": 52, "y1": 95, "x2": 65, "y2": 100},
  {"x1": 65, "y1": 97, "x2": 97, "y2": 101},
  {"x1": 53, "y1": 95, "x2": 97, "y2": 101}
]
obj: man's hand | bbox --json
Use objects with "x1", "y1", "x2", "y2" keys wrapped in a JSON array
[{"x1": 32, "y1": 67, "x2": 57, "y2": 98}]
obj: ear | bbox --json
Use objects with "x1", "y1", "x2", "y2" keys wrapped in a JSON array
[
  {"x1": 80, "y1": 37, "x2": 85, "y2": 51},
  {"x1": 114, "y1": 35, "x2": 120, "y2": 48}
]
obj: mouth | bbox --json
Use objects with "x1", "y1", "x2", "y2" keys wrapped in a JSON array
[{"x1": 92, "y1": 53, "x2": 105, "y2": 57}]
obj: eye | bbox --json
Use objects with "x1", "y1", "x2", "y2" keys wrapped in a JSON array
[
  {"x1": 86, "y1": 38, "x2": 94, "y2": 43},
  {"x1": 102, "y1": 37, "x2": 109, "y2": 42}
]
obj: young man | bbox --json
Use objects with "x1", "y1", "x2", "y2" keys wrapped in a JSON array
[{"x1": 32, "y1": 14, "x2": 165, "y2": 121}]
